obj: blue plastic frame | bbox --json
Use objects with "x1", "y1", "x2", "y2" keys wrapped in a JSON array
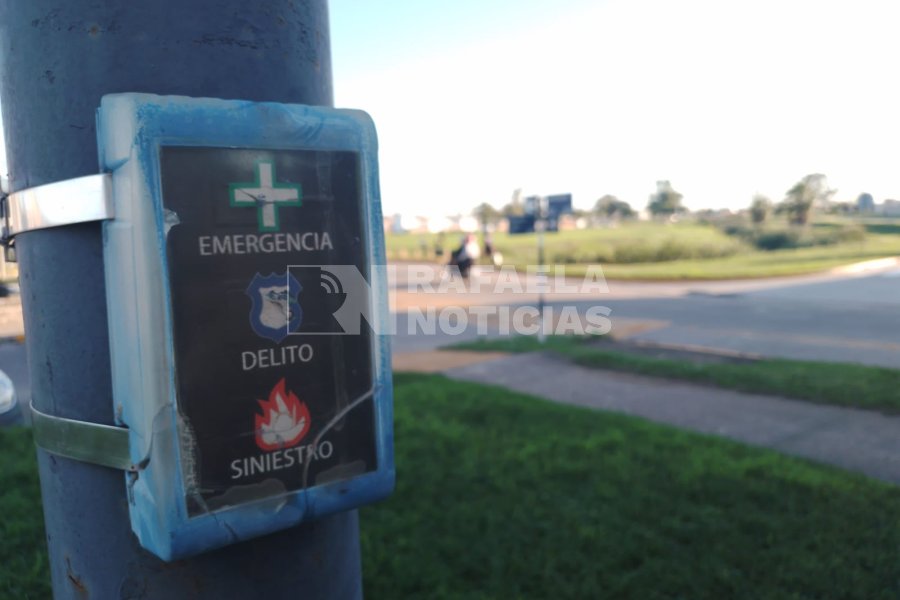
[{"x1": 97, "y1": 93, "x2": 394, "y2": 561}]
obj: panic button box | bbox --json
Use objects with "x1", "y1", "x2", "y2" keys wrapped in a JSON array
[{"x1": 98, "y1": 93, "x2": 394, "y2": 561}]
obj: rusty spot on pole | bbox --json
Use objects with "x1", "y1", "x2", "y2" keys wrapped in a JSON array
[{"x1": 66, "y1": 556, "x2": 90, "y2": 597}]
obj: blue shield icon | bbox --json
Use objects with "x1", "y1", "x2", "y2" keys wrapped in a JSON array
[{"x1": 246, "y1": 272, "x2": 303, "y2": 343}]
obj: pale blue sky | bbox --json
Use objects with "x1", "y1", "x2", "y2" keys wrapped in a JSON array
[
  {"x1": 330, "y1": 0, "x2": 597, "y2": 81},
  {"x1": 331, "y1": 0, "x2": 900, "y2": 216},
  {"x1": 4, "y1": 1, "x2": 900, "y2": 216}
]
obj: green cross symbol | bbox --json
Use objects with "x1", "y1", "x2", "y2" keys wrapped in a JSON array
[{"x1": 229, "y1": 162, "x2": 302, "y2": 232}]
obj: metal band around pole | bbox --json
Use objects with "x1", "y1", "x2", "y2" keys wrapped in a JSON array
[
  {"x1": 30, "y1": 401, "x2": 134, "y2": 471},
  {"x1": 2, "y1": 173, "x2": 113, "y2": 239}
]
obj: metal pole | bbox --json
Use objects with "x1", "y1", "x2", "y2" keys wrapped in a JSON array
[
  {"x1": 536, "y1": 197, "x2": 546, "y2": 344},
  {"x1": 0, "y1": 2, "x2": 363, "y2": 598}
]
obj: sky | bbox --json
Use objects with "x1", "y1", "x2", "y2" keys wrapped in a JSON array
[
  {"x1": 330, "y1": 0, "x2": 900, "y2": 216},
  {"x1": 3, "y1": 1, "x2": 899, "y2": 214}
]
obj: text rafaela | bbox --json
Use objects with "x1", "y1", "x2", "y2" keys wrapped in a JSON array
[{"x1": 198, "y1": 232, "x2": 333, "y2": 256}]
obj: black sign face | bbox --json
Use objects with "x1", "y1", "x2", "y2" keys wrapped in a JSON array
[{"x1": 159, "y1": 146, "x2": 377, "y2": 516}]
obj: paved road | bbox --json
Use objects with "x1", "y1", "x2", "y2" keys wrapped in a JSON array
[
  {"x1": 614, "y1": 265, "x2": 900, "y2": 367},
  {"x1": 0, "y1": 340, "x2": 29, "y2": 425},
  {"x1": 1, "y1": 258, "x2": 898, "y2": 427},
  {"x1": 391, "y1": 260, "x2": 900, "y2": 368}
]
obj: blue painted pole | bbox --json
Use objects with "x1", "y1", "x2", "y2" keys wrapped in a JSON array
[{"x1": 0, "y1": 2, "x2": 364, "y2": 598}]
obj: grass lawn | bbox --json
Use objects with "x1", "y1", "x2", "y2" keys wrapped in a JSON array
[
  {"x1": 450, "y1": 335, "x2": 900, "y2": 413},
  {"x1": 5, "y1": 375, "x2": 900, "y2": 597},
  {"x1": 572, "y1": 236, "x2": 900, "y2": 280},
  {"x1": 362, "y1": 374, "x2": 900, "y2": 598},
  {"x1": 0, "y1": 428, "x2": 49, "y2": 599},
  {"x1": 388, "y1": 223, "x2": 743, "y2": 265},
  {"x1": 387, "y1": 220, "x2": 900, "y2": 280}
]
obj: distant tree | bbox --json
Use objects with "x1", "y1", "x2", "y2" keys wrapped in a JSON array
[
  {"x1": 857, "y1": 193, "x2": 875, "y2": 214},
  {"x1": 777, "y1": 174, "x2": 834, "y2": 226},
  {"x1": 501, "y1": 201, "x2": 524, "y2": 217},
  {"x1": 473, "y1": 202, "x2": 502, "y2": 229},
  {"x1": 825, "y1": 201, "x2": 855, "y2": 215},
  {"x1": 749, "y1": 195, "x2": 772, "y2": 225},
  {"x1": 593, "y1": 194, "x2": 635, "y2": 219},
  {"x1": 694, "y1": 208, "x2": 732, "y2": 223},
  {"x1": 647, "y1": 180, "x2": 685, "y2": 217},
  {"x1": 501, "y1": 197, "x2": 524, "y2": 217},
  {"x1": 502, "y1": 188, "x2": 525, "y2": 217}
]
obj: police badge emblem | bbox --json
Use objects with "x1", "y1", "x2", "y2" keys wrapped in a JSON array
[{"x1": 245, "y1": 272, "x2": 303, "y2": 342}]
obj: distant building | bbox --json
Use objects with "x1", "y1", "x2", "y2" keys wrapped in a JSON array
[
  {"x1": 401, "y1": 216, "x2": 433, "y2": 234},
  {"x1": 558, "y1": 214, "x2": 580, "y2": 231},
  {"x1": 384, "y1": 213, "x2": 417, "y2": 234},
  {"x1": 508, "y1": 193, "x2": 573, "y2": 234},
  {"x1": 383, "y1": 213, "x2": 506, "y2": 235},
  {"x1": 383, "y1": 214, "x2": 399, "y2": 235},
  {"x1": 450, "y1": 215, "x2": 479, "y2": 233},
  {"x1": 878, "y1": 199, "x2": 900, "y2": 217}
]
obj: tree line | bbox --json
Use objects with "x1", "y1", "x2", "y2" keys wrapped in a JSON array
[{"x1": 472, "y1": 174, "x2": 844, "y2": 227}]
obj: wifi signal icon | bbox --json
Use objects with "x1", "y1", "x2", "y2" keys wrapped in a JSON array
[
  {"x1": 285, "y1": 265, "x2": 363, "y2": 335},
  {"x1": 319, "y1": 269, "x2": 344, "y2": 295}
]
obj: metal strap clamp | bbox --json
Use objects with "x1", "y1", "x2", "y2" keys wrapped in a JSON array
[
  {"x1": 0, "y1": 173, "x2": 114, "y2": 262},
  {"x1": 1, "y1": 175, "x2": 131, "y2": 470},
  {"x1": 31, "y1": 401, "x2": 136, "y2": 471}
]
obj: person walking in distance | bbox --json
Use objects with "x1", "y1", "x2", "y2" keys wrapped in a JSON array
[{"x1": 449, "y1": 233, "x2": 480, "y2": 279}]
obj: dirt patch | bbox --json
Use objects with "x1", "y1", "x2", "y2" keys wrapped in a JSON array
[{"x1": 393, "y1": 350, "x2": 510, "y2": 373}]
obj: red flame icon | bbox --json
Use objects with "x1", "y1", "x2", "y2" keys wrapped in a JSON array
[{"x1": 254, "y1": 378, "x2": 311, "y2": 451}]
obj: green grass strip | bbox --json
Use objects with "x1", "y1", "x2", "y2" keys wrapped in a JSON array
[
  {"x1": 361, "y1": 374, "x2": 900, "y2": 598},
  {"x1": 0, "y1": 428, "x2": 49, "y2": 599},
  {"x1": 386, "y1": 220, "x2": 900, "y2": 280},
  {"x1": 4, "y1": 376, "x2": 900, "y2": 597},
  {"x1": 450, "y1": 336, "x2": 900, "y2": 412}
]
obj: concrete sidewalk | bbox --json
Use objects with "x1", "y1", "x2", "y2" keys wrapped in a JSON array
[
  {"x1": 0, "y1": 296, "x2": 24, "y2": 340},
  {"x1": 427, "y1": 351, "x2": 900, "y2": 485}
]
